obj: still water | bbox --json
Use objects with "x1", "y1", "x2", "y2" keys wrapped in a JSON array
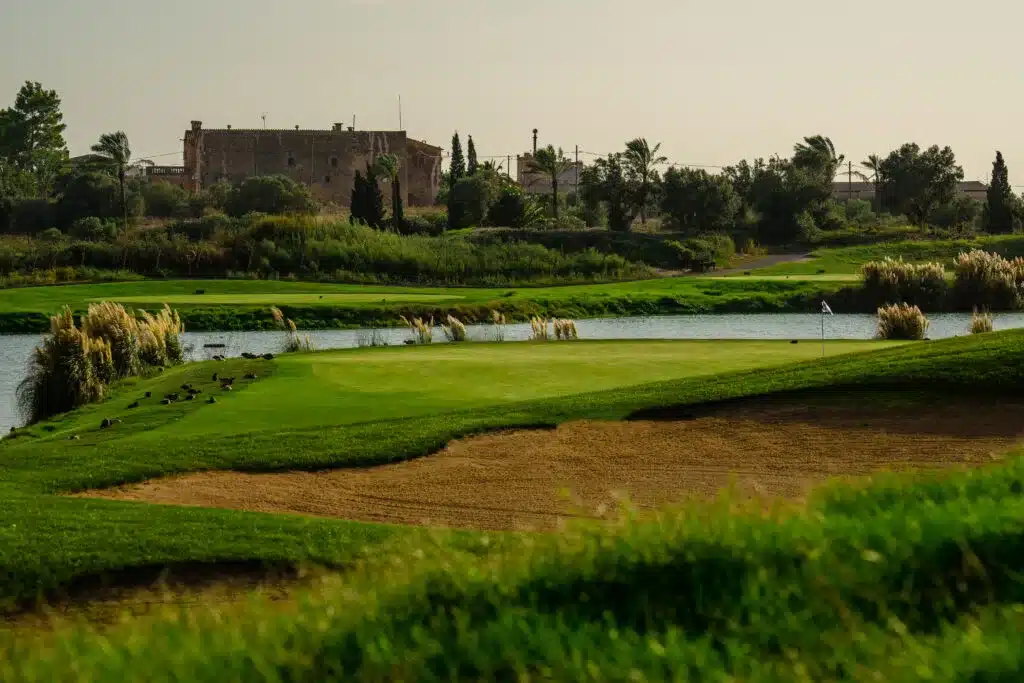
[{"x1": 3, "y1": 312, "x2": 1022, "y2": 432}]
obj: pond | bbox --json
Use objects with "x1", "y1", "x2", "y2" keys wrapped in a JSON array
[{"x1": 2, "y1": 311, "x2": 1022, "y2": 433}]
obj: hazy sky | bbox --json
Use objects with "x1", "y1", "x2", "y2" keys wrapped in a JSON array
[{"x1": 2, "y1": 0, "x2": 1022, "y2": 184}]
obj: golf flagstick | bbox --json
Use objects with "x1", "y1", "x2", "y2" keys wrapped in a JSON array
[{"x1": 820, "y1": 300, "x2": 833, "y2": 357}]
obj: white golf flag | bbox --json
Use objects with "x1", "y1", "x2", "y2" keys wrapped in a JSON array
[{"x1": 821, "y1": 300, "x2": 833, "y2": 315}]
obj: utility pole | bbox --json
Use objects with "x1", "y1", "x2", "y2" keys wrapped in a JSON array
[
  {"x1": 847, "y1": 160, "x2": 853, "y2": 200},
  {"x1": 261, "y1": 113, "x2": 267, "y2": 129},
  {"x1": 575, "y1": 145, "x2": 580, "y2": 198},
  {"x1": 507, "y1": 154, "x2": 511, "y2": 180}
]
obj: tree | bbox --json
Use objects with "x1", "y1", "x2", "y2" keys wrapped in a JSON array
[
  {"x1": 579, "y1": 154, "x2": 635, "y2": 232},
  {"x1": 224, "y1": 175, "x2": 318, "y2": 218},
  {"x1": 792, "y1": 135, "x2": 844, "y2": 182},
  {"x1": 467, "y1": 135, "x2": 478, "y2": 175},
  {"x1": 487, "y1": 184, "x2": 530, "y2": 228},
  {"x1": 375, "y1": 153, "x2": 404, "y2": 229},
  {"x1": 983, "y1": 151, "x2": 1017, "y2": 234},
  {"x1": 0, "y1": 81, "x2": 69, "y2": 198},
  {"x1": 524, "y1": 145, "x2": 573, "y2": 220},
  {"x1": 855, "y1": 154, "x2": 883, "y2": 208},
  {"x1": 350, "y1": 165, "x2": 385, "y2": 228},
  {"x1": 449, "y1": 132, "x2": 466, "y2": 184},
  {"x1": 623, "y1": 138, "x2": 667, "y2": 224},
  {"x1": 90, "y1": 132, "x2": 133, "y2": 232},
  {"x1": 877, "y1": 143, "x2": 964, "y2": 227},
  {"x1": 350, "y1": 170, "x2": 366, "y2": 223},
  {"x1": 660, "y1": 167, "x2": 740, "y2": 233}
]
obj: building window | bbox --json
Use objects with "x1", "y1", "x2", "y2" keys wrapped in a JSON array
[
  {"x1": 329, "y1": 156, "x2": 339, "y2": 169},
  {"x1": 324, "y1": 175, "x2": 331, "y2": 184},
  {"x1": 287, "y1": 153, "x2": 296, "y2": 168}
]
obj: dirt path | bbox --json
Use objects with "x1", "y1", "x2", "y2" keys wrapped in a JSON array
[
  {"x1": 80, "y1": 398, "x2": 1024, "y2": 532},
  {"x1": 715, "y1": 253, "x2": 812, "y2": 275}
]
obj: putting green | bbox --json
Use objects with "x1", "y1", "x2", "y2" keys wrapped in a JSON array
[
  {"x1": 103, "y1": 293, "x2": 465, "y2": 305},
  {"x1": 173, "y1": 340, "x2": 897, "y2": 435}
]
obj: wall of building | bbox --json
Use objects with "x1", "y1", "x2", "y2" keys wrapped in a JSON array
[
  {"x1": 407, "y1": 138, "x2": 443, "y2": 206},
  {"x1": 183, "y1": 122, "x2": 442, "y2": 208}
]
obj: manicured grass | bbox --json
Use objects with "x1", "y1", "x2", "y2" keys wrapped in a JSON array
[
  {"x1": 0, "y1": 339, "x2": 889, "y2": 613},
  {"x1": 0, "y1": 277, "x2": 852, "y2": 333},
  {"x1": 4, "y1": 333, "x2": 1024, "y2": 678},
  {"x1": 1, "y1": 332, "x2": 1023, "y2": 678},
  {"x1": 749, "y1": 233, "x2": 1024, "y2": 277}
]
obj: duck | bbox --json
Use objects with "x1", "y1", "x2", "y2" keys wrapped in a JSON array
[
  {"x1": 128, "y1": 401, "x2": 140, "y2": 409},
  {"x1": 207, "y1": 396, "x2": 217, "y2": 404},
  {"x1": 100, "y1": 418, "x2": 113, "y2": 429}
]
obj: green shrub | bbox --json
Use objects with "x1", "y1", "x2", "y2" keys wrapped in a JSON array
[
  {"x1": 448, "y1": 175, "x2": 496, "y2": 229},
  {"x1": 860, "y1": 257, "x2": 948, "y2": 308},
  {"x1": 486, "y1": 185, "x2": 530, "y2": 228},
  {"x1": 224, "y1": 175, "x2": 319, "y2": 218},
  {"x1": 875, "y1": 302, "x2": 929, "y2": 340},
  {"x1": 141, "y1": 182, "x2": 189, "y2": 218},
  {"x1": 69, "y1": 216, "x2": 118, "y2": 241}
]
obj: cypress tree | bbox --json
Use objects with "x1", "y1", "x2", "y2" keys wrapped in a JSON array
[
  {"x1": 449, "y1": 132, "x2": 466, "y2": 184},
  {"x1": 984, "y1": 151, "x2": 1014, "y2": 233},
  {"x1": 350, "y1": 170, "x2": 366, "y2": 224},
  {"x1": 467, "y1": 135, "x2": 478, "y2": 176},
  {"x1": 363, "y1": 163, "x2": 385, "y2": 228}
]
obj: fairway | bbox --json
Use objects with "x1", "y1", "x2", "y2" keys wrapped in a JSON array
[
  {"x1": 103, "y1": 292, "x2": 464, "y2": 305},
  {"x1": 713, "y1": 274, "x2": 861, "y2": 282}
]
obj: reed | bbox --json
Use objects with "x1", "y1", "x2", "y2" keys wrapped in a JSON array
[
  {"x1": 81, "y1": 302, "x2": 141, "y2": 378},
  {"x1": 860, "y1": 257, "x2": 948, "y2": 307},
  {"x1": 875, "y1": 303, "x2": 929, "y2": 341}
]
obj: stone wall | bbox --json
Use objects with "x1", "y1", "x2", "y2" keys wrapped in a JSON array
[{"x1": 183, "y1": 122, "x2": 442, "y2": 208}]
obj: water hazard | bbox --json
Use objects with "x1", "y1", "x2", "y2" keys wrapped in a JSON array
[{"x1": 3, "y1": 312, "x2": 1023, "y2": 432}]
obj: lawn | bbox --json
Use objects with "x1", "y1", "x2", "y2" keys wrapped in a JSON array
[
  {"x1": 0, "y1": 276, "x2": 851, "y2": 332},
  {"x1": 745, "y1": 233, "x2": 1024, "y2": 277},
  {"x1": 0, "y1": 338, "x2": 898, "y2": 614},
  {"x1": 3, "y1": 331, "x2": 1024, "y2": 680}
]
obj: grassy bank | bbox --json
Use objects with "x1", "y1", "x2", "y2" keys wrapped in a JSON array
[
  {"x1": 2, "y1": 332, "x2": 1024, "y2": 679},
  {"x1": 746, "y1": 233, "x2": 1024, "y2": 276},
  {"x1": 0, "y1": 277, "x2": 855, "y2": 333}
]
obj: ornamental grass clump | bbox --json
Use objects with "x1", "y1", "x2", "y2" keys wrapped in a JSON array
[
  {"x1": 529, "y1": 316, "x2": 550, "y2": 341},
  {"x1": 952, "y1": 250, "x2": 1024, "y2": 311},
  {"x1": 400, "y1": 315, "x2": 433, "y2": 345},
  {"x1": 860, "y1": 257, "x2": 948, "y2": 308},
  {"x1": 441, "y1": 315, "x2": 468, "y2": 342},
  {"x1": 81, "y1": 301, "x2": 141, "y2": 378},
  {"x1": 553, "y1": 318, "x2": 579, "y2": 340},
  {"x1": 970, "y1": 308, "x2": 994, "y2": 334},
  {"x1": 18, "y1": 308, "x2": 112, "y2": 424},
  {"x1": 875, "y1": 303, "x2": 929, "y2": 341}
]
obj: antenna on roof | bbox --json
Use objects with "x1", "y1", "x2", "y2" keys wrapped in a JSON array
[{"x1": 260, "y1": 113, "x2": 268, "y2": 129}]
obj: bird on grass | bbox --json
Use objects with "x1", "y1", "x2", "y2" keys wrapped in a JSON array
[
  {"x1": 128, "y1": 401, "x2": 140, "y2": 409},
  {"x1": 207, "y1": 396, "x2": 217, "y2": 404}
]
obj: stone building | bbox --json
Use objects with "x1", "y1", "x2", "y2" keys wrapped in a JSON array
[{"x1": 182, "y1": 121, "x2": 443, "y2": 207}]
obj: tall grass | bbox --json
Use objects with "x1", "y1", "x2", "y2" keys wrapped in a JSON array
[
  {"x1": 440, "y1": 315, "x2": 468, "y2": 342},
  {"x1": 490, "y1": 310, "x2": 507, "y2": 342},
  {"x1": 876, "y1": 303, "x2": 929, "y2": 340},
  {"x1": 400, "y1": 316, "x2": 433, "y2": 345},
  {"x1": 553, "y1": 318, "x2": 579, "y2": 340},
  {"x1": 270, "y1": 306, "x2": 316, "y2": 353},
  {"x1": 529, "y1": 316, "x2": 550, "y2": 341},
  {"x1": 860, "y1": 257, "x2": 947, "y2": 308},
  {"x1": 16, "y1": 302, "x2": 184, "y2": 424},
  {"x1": 971, "y1": 308, "x2": 994, "y2": 334},
  {"x1": 356, "y1": 329, "x2": 389, "y2": 347},
  {"x1": 952, "y1": 250, "x2": 1024, "y2": 310}
]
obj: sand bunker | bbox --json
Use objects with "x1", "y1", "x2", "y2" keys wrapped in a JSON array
[{"x1": 81, "y1": 398, "x2": 1024, "y2": 532}]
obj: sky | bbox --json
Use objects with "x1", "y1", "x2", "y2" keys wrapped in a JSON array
[{"x1": 2, "y1": 0, "x2": 1023, "y2": 185}]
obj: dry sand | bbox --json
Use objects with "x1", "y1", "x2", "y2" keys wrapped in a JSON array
[{"x1": 79, "y1": 397, "x2": 1024, "y2": 532}]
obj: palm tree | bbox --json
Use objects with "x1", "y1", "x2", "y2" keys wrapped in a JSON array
[
  {"x1": 855, "y1": 154, "x2": 883, "y2": 208},
  {"x1": 623, "y1": 138, "x2": 667, "y2": 224},
  {"x1": 793, "y1": 135, "x2": 844, "y2": 181},
  {"x1": 90, "y1": 131, "x2": 132, "y2": 233},
  {"x1": 525, "y1": 145, "x2": 573, "y2": 220},
  {"x1": 375, "y1": 153, "x2": 403, "y2": 229}
]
